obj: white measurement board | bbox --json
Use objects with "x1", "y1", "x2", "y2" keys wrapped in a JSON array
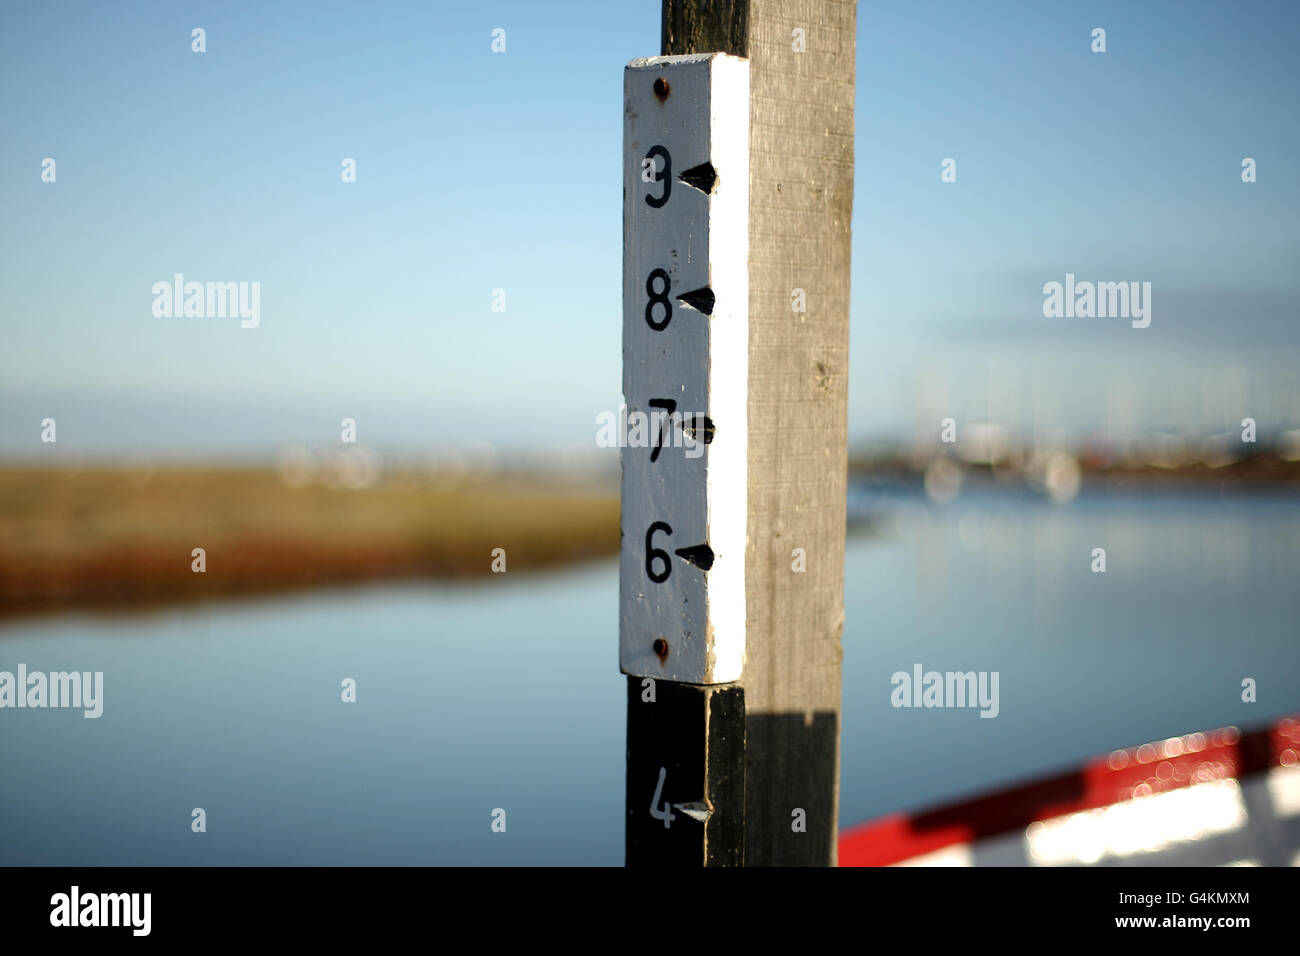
[{"x1": 620, "y1": 53, "x2": 749, "y2": 684}]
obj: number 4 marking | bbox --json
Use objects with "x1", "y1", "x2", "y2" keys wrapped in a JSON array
[
  {"x1": 650, "y1": 766, "x2": 676, "y2": 828},
  {"x1": 649, "y1": 766, "x2": 712, "y2": 830}
]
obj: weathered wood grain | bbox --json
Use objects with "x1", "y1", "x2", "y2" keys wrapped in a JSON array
[{"x1": 663, "y1": 0, "x2": 855, "y2": 866}]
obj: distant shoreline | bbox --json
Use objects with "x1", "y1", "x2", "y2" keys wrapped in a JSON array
[
  {"x1": 0, "y1": 467, "x2": 618, "y2": 621},
  {"x1": 4, "y1": 456, "x2": 1295, "y2": 622},
  {"x1": 851, "y1": 449, "x2": 1300, "y2": 487}
]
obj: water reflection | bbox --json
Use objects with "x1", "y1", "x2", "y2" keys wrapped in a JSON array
[{"x1": 2, "y1": 485, "x2": 1298, "y2": 864}]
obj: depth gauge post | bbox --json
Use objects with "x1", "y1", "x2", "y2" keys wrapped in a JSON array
[{"x1": 622, "y1": 0, "x2": 855, "y2": 867}]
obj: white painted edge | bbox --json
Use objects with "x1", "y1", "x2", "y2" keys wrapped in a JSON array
[
  {"x1": 627, "y1": 53, "x2": 724, "y2": 69},
  {"x1": 701, "y1": 54, "x2": 748, "y2": 683}
]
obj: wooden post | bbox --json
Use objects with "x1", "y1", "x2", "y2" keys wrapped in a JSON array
[
  {"x1": 622, "y1": 51, "x2": 751, "y2": 866},
  {"x1": 624, "y1": 0, "x2": 854, "y2": 866}
]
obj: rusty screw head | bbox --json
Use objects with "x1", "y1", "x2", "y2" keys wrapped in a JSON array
[
  {"x1": 653, "y1": 77, "x2": 670, "y2": 101},
  {"x1": 652, "y1": 638, "x2": 669, "y2": 658}
]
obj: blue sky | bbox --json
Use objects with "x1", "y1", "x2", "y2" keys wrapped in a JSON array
[{"x1": 1, "y1": 0, "x2": 1297, "y2": 458}]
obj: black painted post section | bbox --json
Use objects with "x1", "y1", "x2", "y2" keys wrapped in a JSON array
[{"x1": 625, "y1": 678, "x2": 746, "y2": 865}]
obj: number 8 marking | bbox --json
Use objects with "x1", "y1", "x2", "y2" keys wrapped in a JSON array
[{"x1": 645, "y1": 269, "x2": 672, "y2": 331}]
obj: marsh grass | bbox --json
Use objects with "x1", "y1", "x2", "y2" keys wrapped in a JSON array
[{"x1": 0, "y1": 466, "x2": 618, "y2": 618}]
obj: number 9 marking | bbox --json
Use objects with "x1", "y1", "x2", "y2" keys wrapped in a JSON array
[{"x1": 644, "y1": 145, "x2": 671, "y2": 208}]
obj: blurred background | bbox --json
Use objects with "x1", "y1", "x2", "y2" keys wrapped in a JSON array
[{"x1": 1, "y1": 0, "x2": 1297, "y2": 865}]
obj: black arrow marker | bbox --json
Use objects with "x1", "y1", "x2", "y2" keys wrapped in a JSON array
[
  {"x1": 682, "y1": 415, "x2": 716, "y2": 444},
  {"x1": 676, "y1": 287, "x2": 715, "y2": 315},
  {"x1": 678, "y1": 162, "x2": 717, "y2": 194},
  {"x1": 673, "y1": 543, "x2": 715, "y2": 571}
]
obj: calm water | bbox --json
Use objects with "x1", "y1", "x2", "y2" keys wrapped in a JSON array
[{"x1": 2, "y1": 485, "x2": 1297, "y2": 864}]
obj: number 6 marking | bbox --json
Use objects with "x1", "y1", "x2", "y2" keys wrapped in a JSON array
[{"x1": 645, "y1": 521, "x2": 673, "y2": 583}]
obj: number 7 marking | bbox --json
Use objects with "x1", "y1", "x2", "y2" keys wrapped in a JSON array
[{"x1": 648, "y1": 398, "x2": 677, "y2": 462}]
